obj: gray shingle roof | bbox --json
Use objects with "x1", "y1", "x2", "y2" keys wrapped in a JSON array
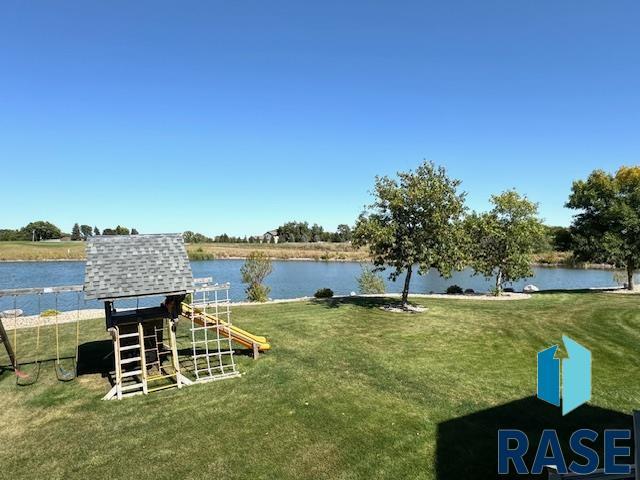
[{"x1": 84, "y1": 234, "x2": 194, "y2": 300}]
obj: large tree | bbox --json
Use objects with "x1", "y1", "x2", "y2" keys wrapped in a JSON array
[
  {"x1": 465, "y1": 190, "x2": 545, "y2": 295},
  {"x1": 567, "y1": 166, "x2": 640, "y2": 290},
  {"x1": 20, "y1": 221, "x2": 62, "y2": 241},
  {"x1": 353, "y1": 161, "x2": 467, "y2": 308}
]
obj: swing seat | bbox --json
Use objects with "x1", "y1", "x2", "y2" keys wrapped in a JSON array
[{"x1": 55, "y1": 363, "x2": 76, "y2": 382}]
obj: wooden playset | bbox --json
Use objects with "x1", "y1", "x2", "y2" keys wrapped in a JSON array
[{"x1": 0, "y1": 234, "x2": 270, "y2": 399}]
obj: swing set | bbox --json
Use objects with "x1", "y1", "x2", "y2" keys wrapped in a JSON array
[
  {"x1": 0, "y1": 285, "x2": 82, "y2": 385},
  {"x1": 0, "y1": 234, "x2": 270, "y2": 400}
]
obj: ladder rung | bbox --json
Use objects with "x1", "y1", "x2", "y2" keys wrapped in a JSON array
[
  {"x1": 147, "y1": 373, "x2": 177, "y2": 381},
  {"x1": 193, "y1": 351, "x2": 233, "y2": 359},
  {"x1": 119, "y1": 344, "x2": 140, "y2": 351},
  {"x1": 120, "y1": 356, "x2": 141, "y2": 364},
  {"x1": 121, "y1": 383, "x2": 144, "y2": 391},
  {"x1": 121, "y1": 369, "x2": 142, "y2": 377},
  {"x1": 119, "y1": 333, "x2": 139, "y2": 339},
  {"x1": 147, "y1": 384, "x2": 177, "y2": 393}
]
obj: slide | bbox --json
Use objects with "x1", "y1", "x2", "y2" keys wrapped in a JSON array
[{"x1": 181, "y1": 303, "x2": 271, "y2": 351}]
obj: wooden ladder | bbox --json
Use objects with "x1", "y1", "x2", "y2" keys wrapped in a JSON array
[{"x1": 111, "y1": 323, "x2": 147, "y2": 400}]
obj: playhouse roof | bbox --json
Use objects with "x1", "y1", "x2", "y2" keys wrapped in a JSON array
[{"x1": 84, "y1": 234, "x2": 194, "y2": 300}]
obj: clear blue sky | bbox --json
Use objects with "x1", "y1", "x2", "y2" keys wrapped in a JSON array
[{"x1": 1, "y1": 1, "x2": 638, "y2": 236}]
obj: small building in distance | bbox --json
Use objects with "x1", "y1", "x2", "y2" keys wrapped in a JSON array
[{"x1": 263, "y1": 229, "x2": 279, "y2": 244}]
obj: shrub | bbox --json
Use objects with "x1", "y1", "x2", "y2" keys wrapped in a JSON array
[
  {"x1": 446, "y1": 285, "x2": 463, "y2": 294},
  {"x1": 464, "y1": 288, "x2": 475, "y2": 294},
  {"x1": 314, "y1": 288, "x2": 334, "y2": 298},
  {"x1": 41, "y1": 309, "x2": 60, "y2": 317},
  {"x1": 356, "y1": 265, "x2": 385, "y2": 294},
  {"x1": 246, "y1": 284, "x2": 270, "y2": 302},
  {"x1": 241, "y1": 251, "x2": 273, "y2": 302}
]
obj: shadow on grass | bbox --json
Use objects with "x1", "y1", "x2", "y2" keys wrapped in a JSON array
[
  {"x1": 436, "y1": 396, "x2": 633, "y2": 479},
  {"x1": 77, "y1": 340, "x2": 114, "y2": 377},
  {"x1": 313, "y1": 296, "x2": 420, "y2": 310}
]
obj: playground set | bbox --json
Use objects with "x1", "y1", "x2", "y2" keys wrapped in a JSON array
[{"x1": 0, "y1": 234, "x2": 270, "y2": 399}]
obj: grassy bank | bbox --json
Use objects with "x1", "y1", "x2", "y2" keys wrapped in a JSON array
[
  {"x1": 0, "y1": 241, "x2": 369, "y2": 262},
  {"x1": 0, "y1": 241, "x2": 619, "y2": 269},
  {"x1": 1, "y1": 293, "x2": 639, "y2": 479}
]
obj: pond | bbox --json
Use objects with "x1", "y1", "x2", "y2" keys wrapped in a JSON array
[{"x1": 0, "y1": 260, "x2": 621, "y2": 315}]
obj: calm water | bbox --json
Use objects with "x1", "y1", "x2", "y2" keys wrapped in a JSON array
[{"x1": 0, "y1": 260, "x2": 622, "y2": 315}]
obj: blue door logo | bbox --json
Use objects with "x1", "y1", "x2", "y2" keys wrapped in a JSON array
[{"x1": 537, "y1": 335, "x2": 591, "y2": 415}]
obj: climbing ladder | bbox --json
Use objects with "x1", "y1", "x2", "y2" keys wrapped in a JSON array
[
  {"x1": 104, "y1": 318, "x2": 189, "y2": 400},
  {"x1": 188, "y1": 280, "x2": 240, "y2": 383},
  {"x1": 109, "y1": 323, "x2": 147, "y2": 399}
]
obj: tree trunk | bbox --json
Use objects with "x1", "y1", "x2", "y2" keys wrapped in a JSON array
[
  {"x1": 627, "y1": 262, "x2": 635, "y2": 291},
  {"x1": 401, "y1": 265, "x2": 413, "y2": 308},
  {"x1": 495, "y1": 269, "x2": 503, "y2": 296}
]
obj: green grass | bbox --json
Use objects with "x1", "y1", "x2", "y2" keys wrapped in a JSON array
[{"x1": 1, "y1": 293, "x2": 639, "y2": 479}]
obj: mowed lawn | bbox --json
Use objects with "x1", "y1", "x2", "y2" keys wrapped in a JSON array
[{"x1": 1, "y1": 293, "x2": 639, "y2": 479}]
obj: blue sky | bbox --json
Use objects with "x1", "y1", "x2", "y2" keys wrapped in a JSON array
[{"x1": 1, "y1": 1, "x2": 638, "y2": 236}]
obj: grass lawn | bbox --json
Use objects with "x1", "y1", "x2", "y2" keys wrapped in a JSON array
[{"x1": 1, "y1": 293, "x2": 639, "y2": 479}]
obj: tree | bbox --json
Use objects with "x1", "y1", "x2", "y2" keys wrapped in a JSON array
[
  {"x1": 356, "y1": 265, "x2": 386, "y2": 294},
  {"x1": 336, "y1": 224, "x2": 352, "y2": 242},
  {"x1": 71, "y1": 223, "x2": 82, "y2": 241},
  {"x1": 93, "y1": 226, "x2": 100, "y2": 236},
  {"x1": 20, "y1": 221, "x2": 62, "y2": 241},
  {"x1": 114, "y1": 225, "x2": 130, "y2": 235},
  {"x1": 240, "y1": 251, "x2": 273, "y2": 302},
  {"x1": 310, "y1": 223, "x2": 324, "y2": 242},
  {"x1": 567, "y1": 166, "x2": 640, "y2": 290},
  {"x1": 102, "y1": 228, "x2": 116, "y2": 235},
  {"x1": 465, "y1": 190, "x2": 544, "y2": 295},
  {"x1": 131, "y1": 228, "x2": 139, "y2": 235},
  {"x1": 353, "y1": 161, "x2": 467, "y2": 308},
  {"x1": 80, "y1": 225, "x2": 93, "y2": 239}
]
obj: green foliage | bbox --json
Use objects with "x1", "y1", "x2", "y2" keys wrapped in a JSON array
[
  {"x1": 356, "y1": 265, "x2": 386, "y2": 294},
  {"x1": 446, "y1": 285, "x2": 463, "y2": 294},
  {"x1": 465, "y1": 190, "x2": 544, "y2": 295},
  {"x1": 40, "y1": 309, "x2": 60, "y2": 317},
  {"x1": 131, "y1": 228, "x2": 139, "y2": 235},
  {"x1": 240, "y1": 251, "x2": 273, "y2": 302},
  {"x1": 336, "y1": 224, "x2": 352, "y2": 242},
  {"x1": 183, "y1": 231, "x2": 212, "y2": 243},
  {"x1": 0, "y1": 229, "x2": 22, "y2": 241},
  {"x1": 93, "y1": 226, "x2": 100, "y2": 236},
  {"x1": 80, "y1": 225, "x2": 93, "y2": 238},
  {"x1": 71, "y1": 223, "x2": 82, "y2": 241},
  {"x1": 20, "y1": 221, "x2": 62, "y2": 241},
  {"x1": 547, "y1": 225, "x2": 572, "y2": 251},
  {"x1": 353, "y1": 161, "x2": 467, "y2": 306},
  {"x1": 567, "y1": 166, "x2": 640, "y2": 289},
  {"x1": 246, "y1": 283, "x2": 270, "y2": 302},
  {"x1": 314, "y1": 288, "x2": 334, "y2": 298}
]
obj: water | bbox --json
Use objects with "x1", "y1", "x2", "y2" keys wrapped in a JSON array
[{"x1": 0, "y1": 260, "x2": 621, "y2": 315}]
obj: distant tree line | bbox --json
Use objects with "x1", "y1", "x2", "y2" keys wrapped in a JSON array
[
  {"x1": 275, "y1": 222, "x2": 353, "y2": 243},
  {"x1": 0, "y1": 221, "x2": 63, "y2": 241},
  {"x1": 0, "y1": 221, "x2": 140, "y2": 241}
]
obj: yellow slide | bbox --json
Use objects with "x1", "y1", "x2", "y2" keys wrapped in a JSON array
[{"x1": 181, "y1": 303, "x2": 271, "y2": 351}]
